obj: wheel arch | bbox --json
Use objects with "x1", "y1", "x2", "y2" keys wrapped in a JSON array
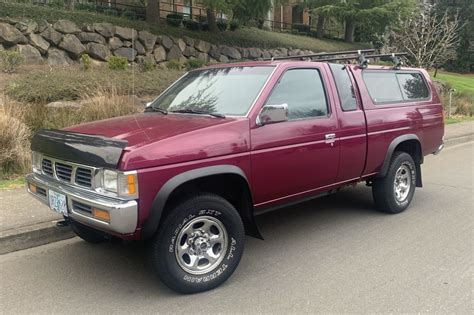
[
  {"x1": 377, "y1": 134, "x2": 423, "y2": 187},
  {"x1": 141, "y1": 165, "x2": 262, "y2": 240}
]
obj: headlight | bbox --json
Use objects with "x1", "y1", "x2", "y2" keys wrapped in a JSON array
[
  {"x1": 102, "y1": 169, "x2": 138, "y2": 198},
  {"x1": 31, "y1": 151, "x2": 42, "y2": 173}
]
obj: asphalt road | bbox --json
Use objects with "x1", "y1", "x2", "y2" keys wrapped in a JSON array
[{"x1": 1, "y1": 142, "x2": 473, "y2": 314}]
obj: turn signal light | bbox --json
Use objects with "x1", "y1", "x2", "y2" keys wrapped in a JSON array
[
  {"x1": 29, "y1": 183, "x2": 37, "y2": 193},
  {"x1": 127, "y1": 174, "x2": 136, "y2": 194},
  {"x1": 92, "y1": 208, "x2": 110, "y2": 222}
]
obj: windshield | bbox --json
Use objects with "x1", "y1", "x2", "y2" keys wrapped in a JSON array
[{"x1": 150, "y1": 66, "x2": 274, "y2": 116}]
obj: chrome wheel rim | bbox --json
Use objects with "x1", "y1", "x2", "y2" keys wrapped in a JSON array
[
  {"x1": 175, "y1": 215, "x2": 228, "y2": 275},
  {"x1": 394, "y1": 164, "x2": 412, "y2": 202}
]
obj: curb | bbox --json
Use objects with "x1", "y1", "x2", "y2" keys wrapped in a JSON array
[
  {"x1": 0, "y1": 221, "x2": 75, "y2": 255},
  {"x1": 1, "y1": 131, "x2": 472, "y2": 255}
]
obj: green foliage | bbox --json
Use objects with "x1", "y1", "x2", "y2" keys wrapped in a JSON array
[
  {"x1": 121, "y1": 9, "x2": 138, "y2": 20},
  {"x1": 47, "y1": 0, "x2": 65, "y2": 9},
  {"x1": 104, "y1": 9, "x2": 118, "y2": 16},
  {"x1": 107, "y1": 56, "x2": 128, "y2": 70},
  {"x1": 166, "y1": 13, "x2": 183, "y2": 27},
  {"x1": 166, "y1": 59, "x2": 184, "y2": 70},
  {"x1": 75, "y1": 2, "x2": 96, "y2": 12},
  {"x1": 183, "y1": 19, "x2": 201, "y2": 31},
  {"x1": 292, "y1": 23, "x2": 311, "y2": 33},
  {"x1": 229, "y1": 20, "x2": 240, "y2": 31},
  {"x1": 217, "y1": 20, "x2": 228, "y2": 31},
  {"x1": 139, "y1": 58, "x2": 156, "y2": 72},
  {"x1": 0, "y1": 50, "x2": 24, "y2": 73},
  {"x1": 233, "y1": 0, "x2": 272, "y2": 23},
  {"x1": 185, "y1": 58, "x2": 207, "y2": 70},
  {"x1": 80, "y1": 53, "x2": 91, "y2": 71}
]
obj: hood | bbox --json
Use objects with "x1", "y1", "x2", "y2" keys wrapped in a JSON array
[{"x1": 66, "y1": 113, "x2": 250, "y2": 170}]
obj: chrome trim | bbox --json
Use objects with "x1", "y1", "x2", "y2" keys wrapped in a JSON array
[{"x1": 26, "y1": 173, "x2": 138, "y2": 234}]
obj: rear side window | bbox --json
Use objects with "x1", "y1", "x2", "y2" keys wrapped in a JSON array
[
  {"x1": 329, "y1": 64, "x2": 357, "y2": 111},
  {"x1": 265, "y1": 68, "x2": 328, "y2": 120},
  {"x1": 363, "y1": 71, "x2": 430, "y2": 104}
]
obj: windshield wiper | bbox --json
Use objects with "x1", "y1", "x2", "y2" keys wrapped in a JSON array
[
  {"x1": 144, "y1": 105, "x2": 168, "y2": 114},
  {"x1": 170, "y1": 109, "x2": 226, "y2": 118}
]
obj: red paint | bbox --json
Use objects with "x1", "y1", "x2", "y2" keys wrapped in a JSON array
[{"x1": 66, "y1": 61, "x2": 444, "y2": 239}]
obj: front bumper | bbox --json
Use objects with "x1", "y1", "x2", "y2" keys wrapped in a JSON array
[{"x1": 26, "y1": 173, "x2": 138, "y2": 235}]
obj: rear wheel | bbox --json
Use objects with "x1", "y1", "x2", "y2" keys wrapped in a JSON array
[
  {"x1": 151, "y1": 193, "x2": 245, "y2": 294},
  {"x1": 373, "y1": 152, "x2": 416, "y2": 214},
  {"x1": 70, "y1": 221, "x2": 106, "y2": 244}
]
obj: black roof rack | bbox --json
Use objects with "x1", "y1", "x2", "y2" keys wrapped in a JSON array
[{"x1": 265, "y1": 49, "x2": 408, "y2": 69}]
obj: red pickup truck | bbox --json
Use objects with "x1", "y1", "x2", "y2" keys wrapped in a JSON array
[{"x1": 26, "y1": 58, "x2": 444, "y2": 293}]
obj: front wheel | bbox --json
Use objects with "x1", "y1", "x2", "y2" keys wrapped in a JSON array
[
  {"x1": 373, "y1": 152, "x2": 417, "y2": 214},
  {"x1": 151, "y1": 193, "x2": 245, "y2": 294}
]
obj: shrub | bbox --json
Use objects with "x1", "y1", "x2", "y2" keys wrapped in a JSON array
[
  {"x1": 107, "y1": 56, "x2": 128, "y2": 70},
  {"x1": 185, "y1": 58, "x2": 207, "y2": 70},
  {"x1": 454, "y1": 96, "x2": 474, "y2": 116},
  {"x1": 121, "y1": 9, "x2": 138, "y2": 20},
  {"x1": 217, "y1": 21, "x2": 228, "y2": 31},
  {"x1": 229, "y1": 20, "x2": 240, "y2": 31},
  {"x1": 166, "y1": 13, "x2": 183, "y2": 27},
  {"x1": 139, "y1": 58, "x2": 155, "y2": 72},
  {"x1": 183, "y1": 19, "x2": 200, "y2": 31},
  {"x1": 104, "y1": 9, "x2": 118, "y2": 16},
  {"x1": 0, "y1": 97, "x2": 31, "y2": 176},
  {"x1": 292, "y1": 23, "x2": 310, "y2": 33},
  {"x1": 47, "y1": 0, "x2": 64, "y2": 9},
  {"x1": 166, "y1": 59, "x2": 183, "y2": 70},
  {"x1": 0, "y1": 50, "x2": 24, "y2": 73},
  {"x1": 80, "y1": 53, "x2": 91, "y2": 71},
  {"x1": 75, "y1": 2, "x2": 96, "y2": 12}
]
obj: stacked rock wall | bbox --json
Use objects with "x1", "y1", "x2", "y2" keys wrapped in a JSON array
[{"x1": 0, "y1": 18, "x2": 318, "y2": 66}]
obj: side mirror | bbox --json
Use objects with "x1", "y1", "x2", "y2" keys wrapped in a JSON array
[{"x1": 256, "y1": 104, "x2": 289, "y2": 126}]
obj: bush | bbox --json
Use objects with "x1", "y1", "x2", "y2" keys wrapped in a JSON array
[
  {"x1": 139, "y1": 58, "x2": 155, "y2": 72},
  {"x1": 185, "y1": 58, "x2": 207, "y2": 70},
  {"x1": 0, "y1": 97, "x2": 31, "y2": 176},
  {"x1": 454, "y1": 96, "x2": 474, "y2": 116},
  {"x1": 0, "y1": 50, "x2": 23, "y2": 73},
  {"x1": 217, "y1": 21, "x2": 228, "y2": 31},
  {"x1": 229, "y1": 20, "x2": 240, "y2": 31},
  {"x1": 183, "y1": 19, "x2": 200, "y2": 31},
  {"x1": 47, "y1": 0, "x2": 64, "y2": 9},
  {"x1": 121, "y1": 9, "x2": 138, "y2": 20},
  {"x1": 166, "y1": 59, "x2": 183, "y2": 70},
  {"x1": 166, "y1": 13, "x2": 183, "y2": 27},
  {"x1": 292, "y1": 23, "x2": 310, "y2": 33},
  {"x1": 107, "y1": 56, "x2": 128, "y2": 70},
  {"x1": 80, "y1": 53, "x2": 91, "y2": 71},
  {"x1": 104, "y1": 9, "x2": 118, "y2": 16},
  {"x1": 75, "y1": 2, "x2": 96, "y2": 12}
]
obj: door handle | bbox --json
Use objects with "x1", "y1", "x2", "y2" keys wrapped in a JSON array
[{"x1": 325, "y1": 133, "x2": 336, "y2": 140}]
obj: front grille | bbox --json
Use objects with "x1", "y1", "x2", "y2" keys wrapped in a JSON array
[
  {"x1": 42, "y1": 159, "x2": 54, "y2": 176},
  {"x1": 75, "y1": 167, "x2": 92, "y2": 187},
  {"x1": 55, "y1": 162, "x2": 73, "y2": 182},
  {"x1": 40, "y1": 156, "x2": 95, "y2": 189},
  {"x1": 37, "y1": 187, "x2": 47, "y2": 197},
  {"x1": 72, "y1": 200, "x2": 92, "y2": 214}
]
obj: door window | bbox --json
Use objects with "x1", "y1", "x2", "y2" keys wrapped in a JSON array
[
  {"x1": 329, "y1": 63, "x2": 357, "y2": 111},
  {"x1": 265, "y1": 69, "x2": 328, "y2": 120}
]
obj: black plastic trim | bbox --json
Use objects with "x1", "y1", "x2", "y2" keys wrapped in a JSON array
[
  {"x1": 141, "y1": 165, "x2": 262, "y2": 240},
  {"x1": 378, "y1": 134, "x2": 421, "y2": 178},
  {"x1": 31, "y1": 129, "x2": 128, "y2": 168}
]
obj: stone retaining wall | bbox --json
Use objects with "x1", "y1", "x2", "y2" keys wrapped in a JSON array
[{"x1": 0, "y1": 17, "x2": 318, "y2": 66}]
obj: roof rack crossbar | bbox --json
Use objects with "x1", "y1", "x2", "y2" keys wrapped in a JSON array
[
  {"x1": 313, "y1": 52, "x2": 407, "y2": 63},
  {"x1": 267, "y1": 49, "x2": 376, "y2": 61}
]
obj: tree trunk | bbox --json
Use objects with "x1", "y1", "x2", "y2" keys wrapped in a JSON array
[
  {"x1": 146, "y1": 0, "x2": 161, "y2": 24},
  {"x1": 344, "y1": 19, "x2": 355, "y2": 43},
  {"x1": 316, "y1": 15, "x2": 325, "y2": 39},
  {"x1": 66, "y1": 0, "x2": 75, "y2": 10},
  {"x1": 207, "y1": 9, "x2": 217, "y2": 32}
]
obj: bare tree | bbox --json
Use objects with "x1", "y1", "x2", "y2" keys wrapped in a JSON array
[{"x1": 389, "y1": 4, "x2": 463, "y2": 72}]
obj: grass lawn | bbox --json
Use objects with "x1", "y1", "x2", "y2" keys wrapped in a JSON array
[
  {"x1": 431, "y1": 71, "x2": 474, "y2": 97},
  {"x1": 0, "y1": 177, "x2": 25, "y2": 189},
  {"x1": 444, "y1": 115, "x2": 474, "y2": 124},
  {"x1": 0, "y1": 3, "x2": 367, "y2": 52}
]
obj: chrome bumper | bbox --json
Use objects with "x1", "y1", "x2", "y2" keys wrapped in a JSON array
[
  {"x1": 433, "y1": 142, "x2": 444, "y2": 155},
  {"x1": 26, "y1": 173, "x2": 138, "y2": 234}
]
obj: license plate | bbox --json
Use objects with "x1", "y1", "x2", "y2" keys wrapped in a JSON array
[{"x1": 48, "y1": 190, "x2": 68, "y2": 216}]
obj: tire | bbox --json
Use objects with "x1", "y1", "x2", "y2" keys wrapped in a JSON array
[
  {"x1": 151, "y1": 193, "x2": 245, "y2": 294},
  {"x1": 70, "y1": 221, "x2": 106, "y2": 244},
  {"x1": 373, "y1": 151, "x2": 417, "y2": 214}
]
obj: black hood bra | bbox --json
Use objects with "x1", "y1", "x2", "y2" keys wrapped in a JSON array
[{"x1": 31, "y1": 129, "x2": 128, "y2": 168}]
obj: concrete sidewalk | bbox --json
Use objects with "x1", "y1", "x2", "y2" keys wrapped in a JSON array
[{"x1": 1, "y1": 121, "x2": 473, "y2": 254}]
